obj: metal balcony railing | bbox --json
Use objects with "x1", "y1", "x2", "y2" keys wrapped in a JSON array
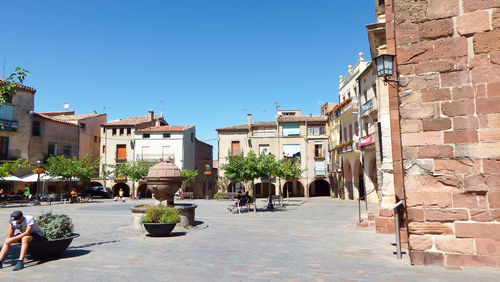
[{"x1": 136, "y1": 154, "x2": 175, "y2": 162}]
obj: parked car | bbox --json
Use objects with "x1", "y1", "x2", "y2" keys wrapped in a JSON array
[{"x1": 84, "y1": 186, "x2": 112, "y2": 199}]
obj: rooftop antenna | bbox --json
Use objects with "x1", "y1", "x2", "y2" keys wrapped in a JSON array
[
  {"x1": 317, "y1": 101, "x2": 323, "y2": 107},
  {"x1": 160, "y1": 99, "x2": 165, "y2": 117},
  {"x1": 262, "y1": 109, "x2": 267, "y2": 121},
  {"x1": 56, "y1": 102, "x2": 70, "y2": 111},
  {"x1": 102, "y1": 106, "x2": 106, "y2": 114}
]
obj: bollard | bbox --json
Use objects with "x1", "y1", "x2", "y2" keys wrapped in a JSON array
[{"x1": 389, "y1": 201, "x2": 403, "y2": 260}]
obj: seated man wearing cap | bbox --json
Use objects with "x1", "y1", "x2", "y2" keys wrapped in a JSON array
[{"x1": 0, "y1": 211, "x2": 44, "y2": 271}]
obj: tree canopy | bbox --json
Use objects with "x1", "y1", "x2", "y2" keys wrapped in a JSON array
[
  {"x1": 114, "y1": 161, "x2": 155, "y2": 182},
  {"x1": 0, "y1": 67, "x2": 29, "y2": 104},
  {"x1": 0, "y1": 158, "x2": 30, "y2": 178},
  {"x1": 44, "y1": 154, "x2": 99, "y2": 182},
  {"x1": 181, "y1": 169, "x2": 199, "y2": 182}
]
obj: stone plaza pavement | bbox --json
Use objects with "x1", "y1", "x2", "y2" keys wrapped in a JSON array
[{"x1": 0, "y1": 197, "x2": 497, "y2": 281}]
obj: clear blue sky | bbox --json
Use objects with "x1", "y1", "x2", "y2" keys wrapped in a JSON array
[{"x1": 3, "y1": 0, "x2": 374, "y2": 159}]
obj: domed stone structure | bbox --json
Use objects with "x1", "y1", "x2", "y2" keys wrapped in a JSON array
[{"x1": 146, "y1": 161, "x2": 185, "y2": 206}]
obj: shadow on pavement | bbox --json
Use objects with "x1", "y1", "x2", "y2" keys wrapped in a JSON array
[
  {"x1": 145, "y1": 231, "x2": 186, "y2": 237},
  {"x1": 69, "y1": 240, "x2": 120, "y2": 249}
]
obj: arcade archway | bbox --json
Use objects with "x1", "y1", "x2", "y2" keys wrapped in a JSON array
[
  {"x1": 112, "y1": 183, "x2": 130, "y2": 197},
  {"x1": 309, "y1": 179, "x2": 330, "y2": 196}
]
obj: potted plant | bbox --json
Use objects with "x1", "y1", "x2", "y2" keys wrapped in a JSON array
[
  {"x1": 141, "y1": 205, "x2": 181, "y2": 237},
  {"x1": 28, "y1": 212, "x2": 80, "y2": 260}
]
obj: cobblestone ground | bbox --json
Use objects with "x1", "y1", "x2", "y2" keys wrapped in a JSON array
[{"x1": 0, "y1": 197, "x2": 497, "y2": 281}]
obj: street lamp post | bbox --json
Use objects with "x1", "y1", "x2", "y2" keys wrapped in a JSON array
[
  {"x1": 204, "y1": 164, "x2": 211, "y2": 200},
  {"x1": 33, "y1": 160, "x2": 42, "y2": 206}
]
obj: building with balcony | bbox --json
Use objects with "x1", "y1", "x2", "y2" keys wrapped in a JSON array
[
  {"x1": 358, "y1": 63, "x2": 381, "y2": 204},
  {"x1": 0, "y1": 85, "x2": 36, "y2": 163},
  {"x1": 99, "y1": 110, "x2": 167, "y2": 196},
  {"x1": 365, "y1": 0, "x2": 396, "y2": 233},
  {"x1": 29, "y1": 113, "x2": 80, "y2": 163},
  {"x1": 216, "y1": 110, "x2": 330, "y2": 198},
  {"x1": 336, "y1": 53, "x2": 369, "y2": 201},
  {"x1": 134, "y1": 125, "x2": 214, "y2": 199}
]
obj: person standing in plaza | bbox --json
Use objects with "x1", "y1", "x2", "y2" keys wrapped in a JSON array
[
  {"x1": 0, "y1": 211, "x2": 44, "y2": 271},
  {"x1": 119, "y1": 188, "x2": 124, "y2": 202},
  {"x1": 23, "y1": 186, "x2": 30, "y2": 199}
]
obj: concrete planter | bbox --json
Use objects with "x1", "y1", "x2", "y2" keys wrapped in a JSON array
[
  {"x1": 28, "y1": 233, "x2": 80, "y2": 260},
  {"x1": 143, "y1": 223, "x2": 176, "y2": 237}
]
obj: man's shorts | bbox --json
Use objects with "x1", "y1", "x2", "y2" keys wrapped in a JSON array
[{"x1": 30, "y1": 233, "x2": 45, "y2": 241}]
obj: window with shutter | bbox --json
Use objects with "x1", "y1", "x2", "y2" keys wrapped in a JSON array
[{"x1": 116, "y1": 145, "x2": 127, "y2": 160}]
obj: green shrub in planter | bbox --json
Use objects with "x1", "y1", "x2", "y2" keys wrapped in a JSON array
[
  {"x1": 141, "y1": 205, "x2": 181, "y2": 224},
  {"x1": 36, "y1": 212, "x2": 74, "y2": 239}
]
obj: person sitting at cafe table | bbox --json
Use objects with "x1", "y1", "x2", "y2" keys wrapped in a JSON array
[{"x1": 70, "y1": 188, "x2": 78, "y2": 203}]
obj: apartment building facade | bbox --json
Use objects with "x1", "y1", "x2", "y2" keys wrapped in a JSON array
[
  {"x1": 99, "y1": 110, "x2": 167, "y2": 196},
  {"x1": 133, "y1": 125, "x2": 214, "y2": 199},
  {"x1": 41, "y1": 111, "x2": 107, "y2": 161},
  {"x1": 217, "y1": 110, "x2": 330, "y2": 198}
]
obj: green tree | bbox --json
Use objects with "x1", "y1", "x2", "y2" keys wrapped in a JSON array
[
  {"x1": 276, "y1": 157, "x2": 303, "y2": 200},
  {"x1": 44, "y1": 155, "x2": 78, "y2": 181},
  {"x1": 181, "y1": 169, "x2": 199, "y2": 192},
  {"x1": 256, "y1": 153, "x2": 279, "y2": 208},
  {"x1": 220, "y1": 154, "x2": 246, "y2": 192},
  {"x1": 0, "y1": 67, "x2": 29, "y2": 104},
  {"x1": 181, "y1": 169, "x2": 198, "y2": 182},
  {"x1": 74, "y1": 153, "x2": 100, "y2": 185},
  {"x1": 44, "y1": 154, "x2": 100, "y2": 189},
  {"x1": 0, "y1": 158, "x2": 30, "y2": 178},
  {"x1": 44, "y1": 155, "x2": 79, "y2": 190},
  {"x1": 114, "y1": 161, "x2": 156, "y2": 196},
  {"x1": 240, "y1": 151, "x2": 259, "y2": 212}
]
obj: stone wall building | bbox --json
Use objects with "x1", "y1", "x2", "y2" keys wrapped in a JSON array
[
  {"x1": 385, "y1": 0, "x2": 500, "y2": 268},
  {"x1": 41, "y1": 111, "x2": 107, "y2": 161}
]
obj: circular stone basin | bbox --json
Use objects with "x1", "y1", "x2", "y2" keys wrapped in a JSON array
[{"x1": 130, "y1": 203, "x2": 197, "y2": 229}]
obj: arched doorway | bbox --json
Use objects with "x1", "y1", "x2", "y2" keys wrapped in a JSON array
[
  {"x1": 309, "y1": 179, "x2": 330, "y2": 196},
  {"x1": 343, "y1": 161, "x2": 353, "y2": 200},
  {"x1": 112, "y1": 183, "x2": 130, "y2": 197},
  {"x1": 136, "y1": 183, "x2": 151, "y2": 198},
  {"x1": 283, "y1": 180, "x2": 304, "y2": 197},
  {"x1": 227, "y1": 182, "x2": 245, "y2": 193},
  {"x1": 254, "y1": 182, "x2": 276, "y2": 198},
  {"x1": 89, "y1": 181, "x2": 104, "y2": 188}
]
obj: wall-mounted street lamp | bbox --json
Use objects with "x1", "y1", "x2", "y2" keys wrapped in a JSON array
[{"x1": 374, "y1": 54, "x2": 401, "y2": 85}]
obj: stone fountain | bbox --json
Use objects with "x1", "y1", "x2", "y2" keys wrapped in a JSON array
[{"x1": 130, "y1": 161, "x2": 197, "y2": 228}]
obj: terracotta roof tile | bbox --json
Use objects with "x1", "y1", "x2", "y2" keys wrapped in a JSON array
[
  {"x1": 136, "y1": 125, "x2": 194, "y2": 132},
  {"x1": 34, "y1": 113, "x2": 79, "y2": 127},
  {"x1": 104, "y1": 116, "x2": 164, "y2": 126},
  {"x1": 50, "y1": 113, "x2": 106, "y2": 122},
  {"x1": 0, "y1": 80, "x2": 36, "y2": 94},
  {"x1": 216, "y1": 124, "x2": 250, "y2": 132},
  {"x1": 277, "y1": 115, "x2": 327, "y2": 122}
]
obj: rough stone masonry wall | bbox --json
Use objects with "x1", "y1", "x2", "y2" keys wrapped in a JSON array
[{"x1": 393, "y1": 0, "x2": 500, "y2": 268}]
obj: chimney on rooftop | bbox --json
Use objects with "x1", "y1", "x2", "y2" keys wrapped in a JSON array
[
  {"x1": 148, "y1": 110, "x2": 154, "y2": 122},
  {"x1": 247, "y1": 114, "x2": 252, "y2": 126}
]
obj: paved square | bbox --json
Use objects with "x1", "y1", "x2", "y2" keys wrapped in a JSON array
[{"x1": 0, "y1": 198, "x2": 497, "y2": 281}]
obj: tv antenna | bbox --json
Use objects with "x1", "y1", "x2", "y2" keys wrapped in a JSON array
[
  {"x1": 56, "y1": 102, "x2": 70, "y2": 111},
  {"x1": 160, "y1": 99, "x2": 165, "y2": 117}
]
